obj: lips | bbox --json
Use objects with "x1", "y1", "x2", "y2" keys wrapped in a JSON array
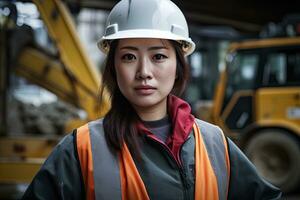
[
  {"x1": 134, "y1": 85, "x2": 156, "y2": 95},
  {"x1": 135, "y1": 85, "x2": 156, "y2": 90}
]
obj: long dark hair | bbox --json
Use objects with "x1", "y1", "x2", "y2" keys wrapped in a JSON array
[{"x1": 99, "y1": 39, "x2": 190, "y2": 156}]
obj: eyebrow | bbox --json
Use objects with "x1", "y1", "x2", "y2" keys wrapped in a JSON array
[{"x1": 119, "y1": 46, "x2": 169, "y2": 51}]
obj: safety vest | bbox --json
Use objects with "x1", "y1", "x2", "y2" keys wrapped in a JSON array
[{"x1": 76, "y1": 119, "x2": 230, "y2": 200}]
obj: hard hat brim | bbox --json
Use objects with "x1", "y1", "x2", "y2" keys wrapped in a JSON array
[{"x1": 97, "y1": 29, "x2": 195, "y2": 56}]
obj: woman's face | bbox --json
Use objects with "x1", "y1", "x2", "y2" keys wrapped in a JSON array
[{"x1": 114, "y1": 38, "x2": 177, "y2": 119}]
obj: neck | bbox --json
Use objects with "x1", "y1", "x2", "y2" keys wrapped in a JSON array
[{"x1": 133, "y1": 100, "x2": 167, "y2": 121}]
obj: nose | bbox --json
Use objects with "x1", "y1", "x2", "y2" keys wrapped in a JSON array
[{"x1": 135, "y1": 57, "x2": 153, "y2": 80}]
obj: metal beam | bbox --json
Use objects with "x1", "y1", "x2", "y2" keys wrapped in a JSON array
[
  {"x1": 186, "y1": 12, "x2": 262, "y2": 33},
  {"x1": 61, "y1": 0, "x2": 300, "y2": 34}
]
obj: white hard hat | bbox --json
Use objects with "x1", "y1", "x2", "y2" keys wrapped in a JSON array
[{"x1": 97, "y1": 0, "x2": 195, "y2": 56}]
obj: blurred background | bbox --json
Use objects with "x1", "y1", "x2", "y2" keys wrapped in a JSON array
[{"x1": 0, "y1": 0, "x2": 299, "y2": 199}]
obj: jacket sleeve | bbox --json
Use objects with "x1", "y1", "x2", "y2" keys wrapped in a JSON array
[
  {"x1": 227, "y1": 138, "x2": 282, "y2": 200},
  {"x1": 21, "y1": 130, "x2": 85, "y2": 200}
]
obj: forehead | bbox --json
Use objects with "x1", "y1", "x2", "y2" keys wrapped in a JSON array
[{"x1": 117, "y1": 38, "x2": 173, "y2": 49}]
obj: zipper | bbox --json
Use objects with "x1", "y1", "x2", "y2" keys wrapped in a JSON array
[
  {"x1": 179, "y1": 165, "x2": 192, "y2": 200},
  {"x1": 146, "y1": 135, "x2": 192, "y2": 200}
]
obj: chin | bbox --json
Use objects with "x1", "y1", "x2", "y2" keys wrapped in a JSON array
[
  {"x1": 133, "y1": 99, "x2": 159, "y2": 107},
  {"x1": 130, "y1": 97, "x2": 165, "y2": 108}
]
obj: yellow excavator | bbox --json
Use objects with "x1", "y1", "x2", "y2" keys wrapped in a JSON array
[
  {"x1": 197, "y1": 35, "x2": 300, "y2": 192},
  {"x1": 0, "y1": 0, "x2": 109, "y2": 197}
]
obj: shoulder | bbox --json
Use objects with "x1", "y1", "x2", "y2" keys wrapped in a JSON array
[
  {"x1": 37, "y1": 132, "x2": 76, "y2": 161},
  {"x1": 22, "y1": 131, "x2": 85, "y2": 199},
  {"x1": 44, "y1": 118, "x2": 105, "y2": 166},
  {"x1": 193, "y1": 118, "x2": 229, "y2": 162},
  {"x1": 194, "y1": 118, "x2": 222, "y2": 132},
  {"x1": 77, "y1": 118, "x2": 104, "y2": 134},
  {"x1": 194, "y1": 118, "x2": 224, "y2": 140},
  {"x1": 87, "y1": 118, "x2": 104, "y2": 127},
  {"x1": 76, "y1": 118, "x2": 105, "y2": 147},
  {"x1": 43, "y1": 132, "x2": 77, "y2": 166},
  {"x1": 48, "y1": 118, "x2": 104, "y2": 157}
]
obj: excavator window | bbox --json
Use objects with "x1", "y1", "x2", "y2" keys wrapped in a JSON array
[
  {"x1": 223, "y1": 52, "x2": 259, "y2": 107},
  {"x1": 263, "y1": 49, "x2": 300, "y2": 87}
]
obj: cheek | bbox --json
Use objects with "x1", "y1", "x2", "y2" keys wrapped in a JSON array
[
  {"x1": 115, "y1": 64, "x2": 134, "y2": 89},
  {"x1": 161, "y1": 61, "x2": 177, "y2": 84}
]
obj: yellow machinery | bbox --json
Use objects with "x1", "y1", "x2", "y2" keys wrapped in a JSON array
[
  {"x1": 0, "y1": 0, "x2": 109, "y2": 196},
  {"x1": 206, "y1": 36, "x2": 300, "y2": 192}
]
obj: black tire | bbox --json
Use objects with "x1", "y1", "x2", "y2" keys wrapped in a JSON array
[{"x1": 244, "y1": 129, "x2": 300, "y2": 192}]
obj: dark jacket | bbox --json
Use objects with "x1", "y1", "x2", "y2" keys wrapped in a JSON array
[
  {"x1": 22, "y1": 96, "x2": 281, "y2": 200},
  {"x1": 22, "y1": 129, "x2": 282, "y2": 200}
]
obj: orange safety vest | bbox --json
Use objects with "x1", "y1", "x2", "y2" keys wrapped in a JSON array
[{"x1": 76, "y1": 119, "x2": 230, "y2": 200}]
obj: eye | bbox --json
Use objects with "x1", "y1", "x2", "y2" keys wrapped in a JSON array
[
  {"x1": 153, "y1": 54, "x2": 168, "y2": 61},
  {"x1": 121, "y1": 53, "x2": 136, "y2": 61}
]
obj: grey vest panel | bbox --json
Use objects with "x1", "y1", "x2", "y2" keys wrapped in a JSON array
[
  {"x1": 195, "y1": 119, "x2": 229, "y2": 200},
  {"x1": 88, "y1": 119, "x2": 122, "y2": 200}
]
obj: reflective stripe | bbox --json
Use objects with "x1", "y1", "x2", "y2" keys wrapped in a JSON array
[
  {"x1": 119, "y1": 143, "x2": 150, "y2": 200},
  {"x1": 88, "y1": 119, "x2": 122, "y2": 200},
  {"x1": 77, "y1": 124, "x2": 95, "y2": 200},
  {"x1": 195, "y1": 119, "x2": 230, "y2": 200}
]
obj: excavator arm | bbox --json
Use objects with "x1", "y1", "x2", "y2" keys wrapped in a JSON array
[
  {"x1": 28, "y1": 0, "x2": 109, "y2": 119},
  {"x1": 15, "y1": 46, "x2": 106, "y2": 122}
]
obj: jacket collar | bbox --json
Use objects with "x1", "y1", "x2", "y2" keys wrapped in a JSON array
[
  {"x1": 166, "y1": 94, "x2": 195, "y2": 155},
  {"x1": 137, "y1": 95, "x2": 195, "y2": 159}
]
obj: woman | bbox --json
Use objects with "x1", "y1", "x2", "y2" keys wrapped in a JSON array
[{"x1": 22, "y1": 0, "x2": 282, "y2": 199}]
